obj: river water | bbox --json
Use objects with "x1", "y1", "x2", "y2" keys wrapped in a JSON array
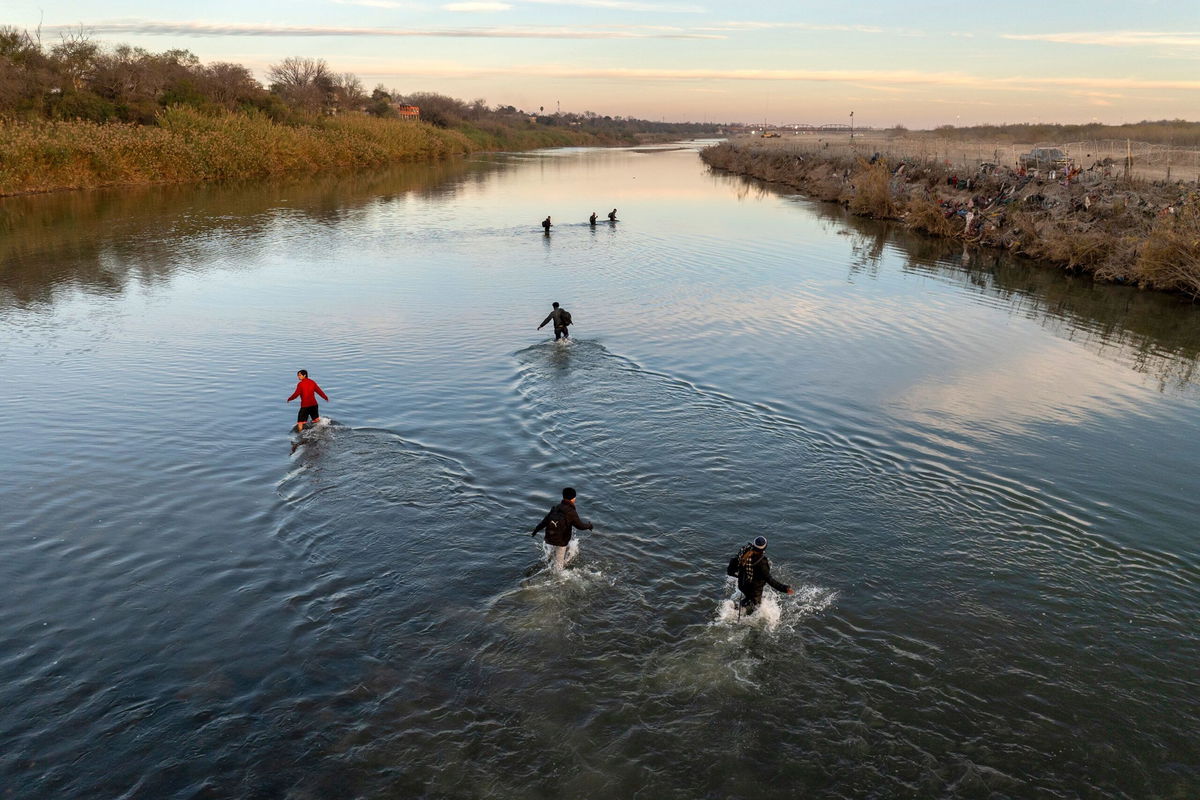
[{"x1": 2, "y1": 144, "x2": 1198, "y2": 799}]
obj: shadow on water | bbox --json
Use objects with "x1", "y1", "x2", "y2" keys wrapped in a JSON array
[
  {"x1": 0, "y1": 159, "x2": 496, "y2": 309},
  {"x1": 711, "y1": 168, "x2": 1200, "y2": 390}
]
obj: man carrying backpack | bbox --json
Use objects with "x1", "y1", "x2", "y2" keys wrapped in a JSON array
[
  {"x1": 726, "y1": 536, "x2": 794, "y2": 614},
  {"x1": 536, "y1": 301, "x2": 573, "y2": 341},
  {"x1": 531, "y1": 487, "x2": 594, "y2": 571}
]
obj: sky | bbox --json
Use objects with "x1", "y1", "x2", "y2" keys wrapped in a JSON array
[{"x1": 7, "y1": 0, "x2": 1199, "y2": 127}]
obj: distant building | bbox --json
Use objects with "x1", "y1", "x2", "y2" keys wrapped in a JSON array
[{"x1": 392, "y1": 104, "x2": 420, "y2": 119}]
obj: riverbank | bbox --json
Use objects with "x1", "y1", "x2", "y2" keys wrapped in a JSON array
[
  {"x1": 702, "y1": 138, "x2": 1200, "y2": 297},
  {"x1": 0, "y1": 107, "x2": 621, "y2": 197}
]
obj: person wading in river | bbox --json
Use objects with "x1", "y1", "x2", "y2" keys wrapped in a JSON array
[
  {"x1": 607, "y1": 208, "x2": 618, "y2": 222},
  {"x1": 537, "y1": 301, "x2": 573, "y2": 341},
  {"x1": 287, "y1": 369, "x2": 329, "y2": 432},
  {"x1": 531, "y1": 487, "x2": 594, "y2": 571},
  {"x1": 542, "y1": 216, "x2": 552, "y2": 234},
  {"x1": 727, "y1": 536, "x2": 794, "y2": 615}
]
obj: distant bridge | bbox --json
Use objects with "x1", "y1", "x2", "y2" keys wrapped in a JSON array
[{"x1": 782, "y1": 124, "x2": 854, "y2": 132}]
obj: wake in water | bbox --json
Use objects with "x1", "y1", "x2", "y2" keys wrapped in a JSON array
[
  {"x1": 480, "y1": 542, "x2": 613, "y2": 634},
  {"x1": 713, "y1": 577, "x2": 838, "y2": 633},
  {"x1": 289, "y1": 416, "x2": 340, "y2": 454}
]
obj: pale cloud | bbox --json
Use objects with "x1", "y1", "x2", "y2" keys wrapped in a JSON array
[
  {"x1": 43, "y1": 20, "x2": 721, "y2": 39},
  {"x1": 350, "y1": 62, "x2": 1200, "y2": 93},
  {"x1": 521, "y1": 0, "x2": 707, "y2": 12},
  {"x1": 704, "y1": 21, "x2": 884, "y2": 33},
  {"x1": 443, "y1": 1, "x2": 513, "y2": 9},
  {"x1": 1003, "y1": 31, "x2": 1200, "y2": 48},
  {"x1": 331, "y1": 0, "x2": 427, "y2": 7}
]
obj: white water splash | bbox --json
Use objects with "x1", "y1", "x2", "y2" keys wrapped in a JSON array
[{"x1": 713, "y1": 578, "x2": 837, "y2": 633}]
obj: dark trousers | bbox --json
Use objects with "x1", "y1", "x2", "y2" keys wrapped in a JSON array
[
  {"x1": 554, "y1": 325, "x2": 569, "y2": 340},
  {"x1": 739, "y1": 585, "x2": 763, "y2": 614}
]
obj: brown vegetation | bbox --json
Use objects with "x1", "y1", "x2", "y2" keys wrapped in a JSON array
[
  {"x1": 702, "y1": 139, "x2": 1200, "y2": 298},
  {"x1": 1136, "y1": 204, "x2": 1200, "y2": 296},
  {"x1": 845, "y1": 159, "x2": 899, "y2": 219},
  {"x1": 0, "y1": 26, "x2": 719, "y2": 195}
]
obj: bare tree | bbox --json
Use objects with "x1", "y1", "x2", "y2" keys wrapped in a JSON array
[
  {"x1": 203, "y1": 62, "x2": 261, "y2": 109},
  {"x1": 331, "y1": 71, "x2": 365, "y2": 111},
  {"x1": 49, "y1": 27, "x2": 99, "y2": 91},
  {"x1": 268, "y1": 56, "x2": 333, "y2": 113}
]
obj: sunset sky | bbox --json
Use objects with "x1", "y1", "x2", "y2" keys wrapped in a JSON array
[{"x1": 8, "y1": 0, "x2": 1199, "y2": 127}]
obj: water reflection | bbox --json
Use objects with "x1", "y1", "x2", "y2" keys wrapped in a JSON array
[
  {"x1": 779, "y1": 187, "x2": 1200, "y2": 391},
  {"x1": 0, "y1": 160, "x2": 485, "y2": 309}
]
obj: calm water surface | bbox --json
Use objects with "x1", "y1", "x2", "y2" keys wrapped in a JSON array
[{"x1": 2, "y1": 144, "x2": 1199, "y2": 799}]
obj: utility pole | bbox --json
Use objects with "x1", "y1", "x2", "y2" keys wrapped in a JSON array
[{"x1": 849, "y1": 110, "x2": 854, "y2": 141}]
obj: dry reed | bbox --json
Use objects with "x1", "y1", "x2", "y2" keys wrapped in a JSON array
[
  {"x1": 0, "y1": 108, "x2": 609, "y2": 196},
  {"x1": 846, "y1": 159, "x2": 899, "y2": 218},
  {"x1": 1135, "y1": 205, "x2": 1200, "y2": 296}
]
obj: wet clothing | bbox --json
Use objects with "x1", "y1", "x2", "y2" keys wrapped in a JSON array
[
  {"x1": 288, "y1": 378, "x2": 328, "y2": 408},
  {"x1": 539, "y1": 308, "x2": 571, "y2": 340},
  {"x1": 608, "y1": 210, "x2": 617, "y2": 221},
  {"x1": 542, "y1": 218, "x2": 552, "y2": 232},
  {"x1": 532, "y1": 500, "x2": 592, "y2": 547},
  {"x1": 589, "y1": 213, "x2": 597, "y2": 225},
  {"x1": 297, "y1": 405, "x2": 320, "y2": 423},
  {"x1": 726, "y1": 547, "x2": 790, "y2": 613}
]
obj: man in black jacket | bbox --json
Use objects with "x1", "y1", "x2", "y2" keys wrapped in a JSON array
[
  {"x1": 532, "y1": 487, "x2": 594, "y2": 570},
  {"x1": 536, "y1": 301, "x2": 571, "y2": 341},
  {"x1": 727, "y1": 536, "x2": 794, "y2": 614}
]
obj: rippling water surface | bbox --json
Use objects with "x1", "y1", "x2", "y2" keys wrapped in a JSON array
[{"x1": 3, "y1": 144, "x2": 1199, "y2": 798}]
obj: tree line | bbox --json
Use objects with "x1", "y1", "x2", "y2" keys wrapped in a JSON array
[
  {"x1": 918, "y1": 121, "x2": 1200, "y2": 148},
  {"x1": 0, "y1": 26, "x2": 718, "y2": 137}
]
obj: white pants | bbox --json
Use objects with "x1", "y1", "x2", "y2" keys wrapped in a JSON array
[{"x1": 552, "y1": 545, "x2": 567, "y2": 571}]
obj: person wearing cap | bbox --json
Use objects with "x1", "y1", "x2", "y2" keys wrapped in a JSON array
[
  {"x1": 726, "y1": 536, "x2": 794, "y2": 614},
  {"x1": 531, "y1": 487, "x2": 594, "y2": 571}
]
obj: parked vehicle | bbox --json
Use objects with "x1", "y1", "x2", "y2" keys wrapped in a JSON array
[{"x1": 1019, "y1": 147, "x2": 1071, "y2": 170}]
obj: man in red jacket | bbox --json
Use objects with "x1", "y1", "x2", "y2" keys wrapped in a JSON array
[{"x1": 287, "y1": 369, "x2": 329, "y2": 431}]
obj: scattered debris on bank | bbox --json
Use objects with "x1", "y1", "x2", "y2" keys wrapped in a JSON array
[{"x1": 701, "y1": 141, "x2": 1200, "y2": 298}]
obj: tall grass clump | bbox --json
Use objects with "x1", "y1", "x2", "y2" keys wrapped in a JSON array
[
  {"x1": 846, "y1": 159, "x2": 899, "y2": 218},
  {"x1": 905, "y1": 196, "x2": 958, "y2": 237},
  {"x1": 1135, "y1": 205, "x2": 1200, "y2": 296}
]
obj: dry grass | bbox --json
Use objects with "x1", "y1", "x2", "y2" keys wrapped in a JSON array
[
  {"x1": 1135, "y1": 205, "x2": 1200, "y2": 296},
  {"x1": 846, "y1": 159, "x2": 899, "y2": 218},
  {"x1": 905, "y1": 196, "x2": 958, "y2": 237},
  {"x1": 0, "y1": 107, "x2": 611, "y2": 196},
  {"x1": 1035, "y1": 223, "x2": 1117, "y2": 270}
]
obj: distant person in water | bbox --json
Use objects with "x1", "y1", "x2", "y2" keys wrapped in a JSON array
[
  {"x1": 542, "y1": 216, "x2": 552, "y2": 234},
  {"x1": 726, "y1": 536, "x2": 794, "y2": 615},
  {"x1": 607, "y1": 208, "x2": 618, "y2": 222},
  {"x1": 531, "y1": 486, "x2": 594, "y2": 571},
  {"x1": 589, "y1": 211, "x2": 597, "y2": 226},
  {"x1": 537, "y1": 301, "x2": 572, "y2": 341},
  {"x1": 287, "y1": 369, "x2": 328, "y2": 432}
]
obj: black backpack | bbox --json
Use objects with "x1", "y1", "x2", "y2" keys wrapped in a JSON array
[
  {"x1": 727, "y1": 546, "x2": 757, "y2": 583},
  {"x1": 543, "y1": 505, "x2": 570, "y2": 544},
  {"x1": 559, "y1": 309, "x2": 572, "y2": 326}
]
